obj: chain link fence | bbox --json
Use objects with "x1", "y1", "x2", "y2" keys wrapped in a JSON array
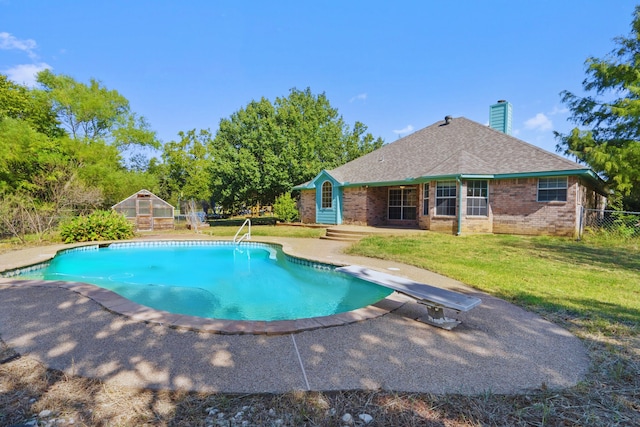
[{"x1": 581, "y1": 208, "x2": 640, "y2": 239}]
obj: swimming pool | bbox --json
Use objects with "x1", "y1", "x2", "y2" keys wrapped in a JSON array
[{"x1": 11, "y1": 241, "x2": 392, "y2": 321}]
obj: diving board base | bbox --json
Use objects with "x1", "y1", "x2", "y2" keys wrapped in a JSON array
[{"x1": 417, "y1": 304, "x2": 461, "y2": 331}]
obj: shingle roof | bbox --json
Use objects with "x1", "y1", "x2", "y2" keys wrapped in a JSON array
[{"x1": 324, "y1": 116, "x2": 588, "y2": 185}]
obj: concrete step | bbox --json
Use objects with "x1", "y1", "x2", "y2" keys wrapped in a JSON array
[
  {"x1": 321, "y1": 227, "x2": 373, "y2": 242},
  {"x1": 320, "y1": 234, "x2": 362, "y2": 242}
]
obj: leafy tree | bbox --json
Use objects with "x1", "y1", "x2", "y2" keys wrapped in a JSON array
[
  {"x1": 209, "y1": 88, "x2": 383, "y2": 210},
  {"x1": 275, "y1": 88, "x2": 383, "y2": 176},
  {"x1": 158, "y1": 129, "x2": 213, "y2": 207},
  {"x1": 59, "y1": 135, "x2": 158, "y2": 206},
  {"x1": 29, "y1": 70, "x2": 161, "y2": 204},
  {"x1": 36, "y1": 69, "x2": 160, "y2": 152},
  {"x1": 0, "y1": 119, "x2": 104, "y2": 241},
  {"x1": 556, "y1": 6, "x2": 640, "y2": 209},
  {"x1": 0, "y1": 74, "x2": 62, "y2": 138},
  {"x1": 0, "y1": 117, "x2": 48, "y2": 192},
  {"x1": 209, "y1": 97, "x2": 282, "y2": 210}
]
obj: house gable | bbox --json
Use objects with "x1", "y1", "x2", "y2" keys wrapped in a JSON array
[{"x1": 311, "y1": 170, "x2": 343, "y2": 224}]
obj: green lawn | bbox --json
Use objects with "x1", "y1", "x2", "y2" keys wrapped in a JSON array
[
  {"x1": 202, "y1": 224, "x2": 326, "y2": 239},
  {"x1": 347, "y1": 233, "x2": 640, "y2": 335}
]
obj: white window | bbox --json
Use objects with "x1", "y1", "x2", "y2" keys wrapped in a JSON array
[
  {"x1": 538, "y1": 177, "x2": 567, "y2": 202},
  {"x1": 467, "y1": 181, "x2": 488, "y2": 216},
  {"x1": 321, "y1": 181, "x2": 333, "y2": 208},
  {"x1": 436, "y1": 181, "x2": 457, "y2": 216},
  {"x1": 423, "y1": 183, "x2": 430, "y2": 216}
]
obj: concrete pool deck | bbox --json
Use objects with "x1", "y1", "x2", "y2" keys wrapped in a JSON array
[{"x1": 0, "y1": 234, "x2": 590, "y2": 395}]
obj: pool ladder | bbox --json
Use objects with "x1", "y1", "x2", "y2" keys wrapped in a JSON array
[{"x1": 233, "y1": 218, "x2": 251, "y2": 244}]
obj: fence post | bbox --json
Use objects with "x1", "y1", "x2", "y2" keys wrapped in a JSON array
[{"x1": 577, "y1": 205, "x2": 584, "y2": 241}]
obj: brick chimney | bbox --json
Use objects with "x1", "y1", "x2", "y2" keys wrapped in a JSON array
[{"x1": 489, "y1": 100, "x2": 512, "y2": 135}]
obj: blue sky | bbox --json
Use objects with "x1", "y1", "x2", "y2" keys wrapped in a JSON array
[{"x1": 1, "y1": 1, "x2": 638, "y2": 156}]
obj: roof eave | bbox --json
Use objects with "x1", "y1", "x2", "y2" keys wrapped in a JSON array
[
  {"x1": 295, "y1": 167, "x2": 607, "y2": 195},
  {"x1": 494, "y1": 169, "x2": 593, "y2": 179},
  {"x1": 292, "y1": 182, "x2": 314, "y2": 190},
  {"x1": 342, "y1": 177, "x2": 418, "y2": 188}
]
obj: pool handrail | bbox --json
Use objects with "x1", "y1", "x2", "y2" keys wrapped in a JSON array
[{"x1": 233, "y1": 218, "x2": 251, "y2": 244}]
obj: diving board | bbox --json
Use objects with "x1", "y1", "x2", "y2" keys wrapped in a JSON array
[{"x1": 336, "y1": 265, "x2": 482, "y2": 330}]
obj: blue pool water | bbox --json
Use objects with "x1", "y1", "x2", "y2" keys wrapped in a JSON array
[{"x1": 14, "y1": 242, "x2": 392, "y2": 321}]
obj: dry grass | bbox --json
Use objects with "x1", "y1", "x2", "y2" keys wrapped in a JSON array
[{"x1": 1, "y1": 325, "x2": 638, "y2": 426}]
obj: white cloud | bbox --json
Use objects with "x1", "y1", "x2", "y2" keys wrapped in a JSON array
[
  {"x1": 393, "y1": 125, "x2": 414, "y2": 135},
  {"x1": 524, "y1": 113, "x2": 552, "y2": 132},
  {"x1": 6, "y1": 63, "x2": 52, "y2": 87},
  {"x1": 349, "y1": 93, "x2": 367, "y2": 102},
  {"x1": 0, "y1": 32, "x2": 38, "y2": 59},
  {"x1": 548, "y1": 105, "x2": 569, "y2": 115},
  {"x1": 1, "y1": 32, "x2": 48, "y2": 86}
]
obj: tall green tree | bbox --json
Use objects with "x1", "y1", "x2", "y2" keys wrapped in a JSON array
[
  {"x1": 0, "y1": 118, "x2": 103, "y2": 241},
  {"x1": 275, "y1": 88, "x2": 382, "y2": 183},
  {"x1": 59, "y1": 135, "x2": 158, "y2": 206},
  {"x1": 32, "y1": 70, "x2": 161, "y2": 203},
  {"x1": 158, "y1": 129, "x2": 213, "y2": 207},
  {"x1": 209, "y1": 88, "x2": 383, "y2": 210},
  {"x1": 556, "y1": 6, "x2": 640, "y2": 209},
  {"x1": 0, "y1": 74, "x2": 62, "y2": 138},
  {"x1": 209, "y1": 97, "x2": 284, "y2": 210},
  {"x1": 0, "y1": 117, "x2": 60, "y2": 194},
  {"x1": 36, "y1": 69, "x2": 160, "y2": 152}
]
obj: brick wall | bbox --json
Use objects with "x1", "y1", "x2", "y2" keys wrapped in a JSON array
[
  {"x1": 367, "y1": 187, "x2": 388, "y2": 225},
  {"x1": 299, "y1": 190, "x2": 316, "y2": 223},
  {"x1": 341, "y1": 187, "x2": 368, "y2": 224},
  {"x1": 491, "y1": 177, "x2": 579, "y2": 236},
  {"x1": 342, "y1": 186, "x2": 387, "y2": 225},
  {"x1": 461, "y1": 217, "x2": 493, "y2": 233}
]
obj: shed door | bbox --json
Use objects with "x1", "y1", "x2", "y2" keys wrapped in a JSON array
[{"x1": 137, "y1": 199, "x2": 152, "y2": 230}]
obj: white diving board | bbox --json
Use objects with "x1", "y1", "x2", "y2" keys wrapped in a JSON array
[{"x1": 336, "y1": 265, "x2": 482, "y2": 330}]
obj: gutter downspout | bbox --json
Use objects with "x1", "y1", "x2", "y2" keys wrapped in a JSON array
[{"x1": 456, "y1": 176, "x2": 462, "y2": 236}]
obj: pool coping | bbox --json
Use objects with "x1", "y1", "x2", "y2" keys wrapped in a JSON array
[{"x1": 0, "y1": 240, "x2": 409, "y2": 335}]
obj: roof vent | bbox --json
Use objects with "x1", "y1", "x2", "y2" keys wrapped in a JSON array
[{"x1": 444, "y1": 115, "x2": 453, "y2": 125}]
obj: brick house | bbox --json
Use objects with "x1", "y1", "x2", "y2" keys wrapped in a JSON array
[{"x1": 294, "y1": 102, "x2": 607, "y2": 236}]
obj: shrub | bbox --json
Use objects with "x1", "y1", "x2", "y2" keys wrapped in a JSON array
[
  {"x1": 60, "y1": 210, "x2": 135, "y2": 243},
  {"x1": 273, "y1": 192, "x2": 299, "y2": 223}
]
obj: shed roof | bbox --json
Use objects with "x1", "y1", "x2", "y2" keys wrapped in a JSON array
[
  {"x1": 112, "y1": 189, "x2": 174, "y2": 208},
  {"x1": 322, "y1": 117, "x2": 591, "y2": 186}
]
